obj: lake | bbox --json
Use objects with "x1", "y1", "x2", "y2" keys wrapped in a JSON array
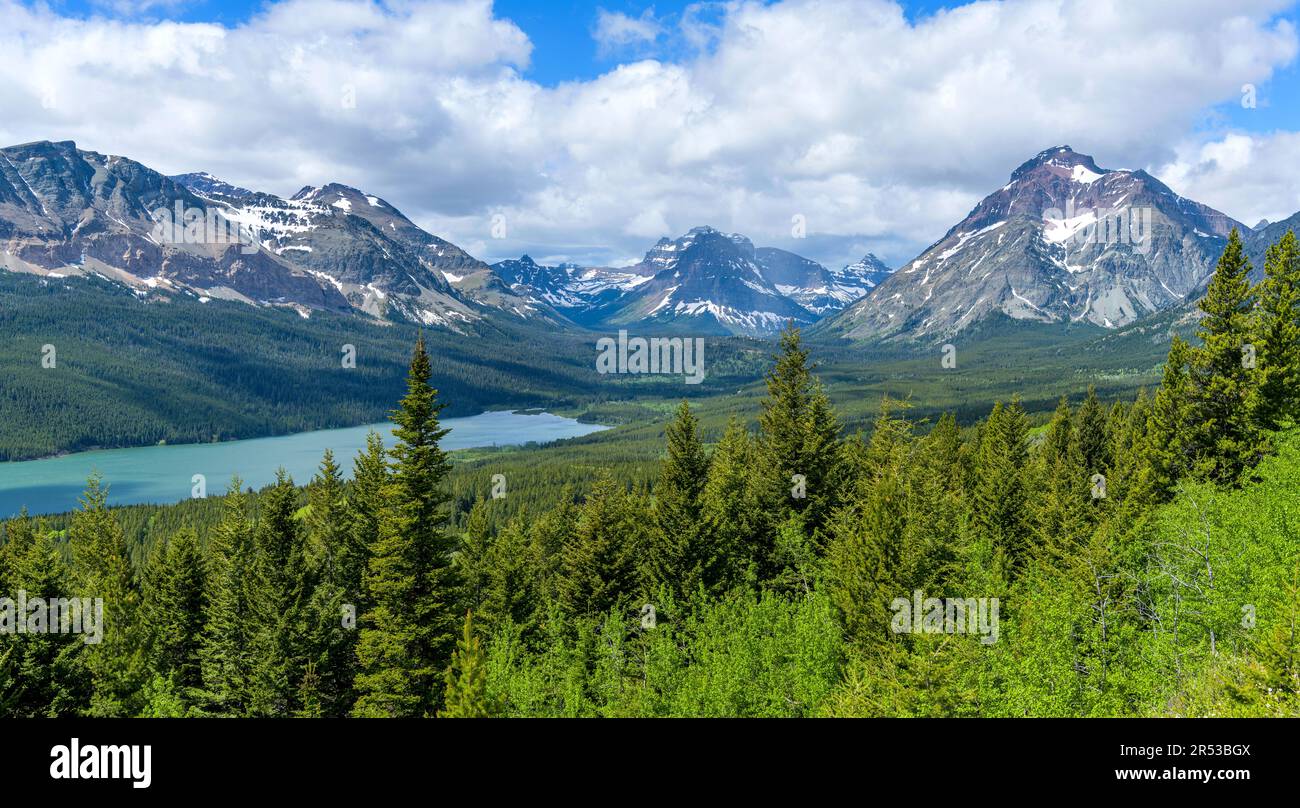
[{"x1": 0, "y1": 411, "x2": 609, "y2": 517}]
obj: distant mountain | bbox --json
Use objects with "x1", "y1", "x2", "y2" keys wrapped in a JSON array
[
  {"x1": 824, "y1": 146, "x2": 1246, "y2": 342},
  {"x1": 597, "y1": 227, "x2": 814, "y2": 336},
  {"x1": 491, "y1": 230, "x2": 884, "y2": 336},
  {"x1": 0, "y1": 140, "x2": 350, "y2": 315},
  {"x1": 0, "y1": 140, "x2": 564, "y2": 330},
  {"x1": 835, "y1": 253, "x2": 894, "y2": 293},
  {"x1": 491, "y1": 254, "x2": 655, "y2": 325}
]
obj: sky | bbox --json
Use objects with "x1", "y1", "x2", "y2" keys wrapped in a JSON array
[{"x1": 4, "y1": 0, "x2": 1300, "y2": 269}]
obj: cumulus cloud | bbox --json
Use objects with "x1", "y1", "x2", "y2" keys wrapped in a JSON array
[
  {"x1": 593, "y1": 7, "x2": 665, "y2": 56},
  {"x1": 1156, "y1": 131, "x2": 1300, "y2": 227},
  {"x1": 1, "y1": 0, "x2": 1297, "y2": 269}
]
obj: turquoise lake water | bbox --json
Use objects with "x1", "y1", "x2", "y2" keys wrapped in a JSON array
[{"x1": 0, "y1": 410, "x2": 608, "y2": 517}]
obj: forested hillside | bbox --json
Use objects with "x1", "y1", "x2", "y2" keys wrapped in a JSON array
[
  {"x1": 2, "y1": 228, "x2": 1298, "y2": 718},
  {"x1": 0, "y1": 271, "x2": 769, "y2": 460}
]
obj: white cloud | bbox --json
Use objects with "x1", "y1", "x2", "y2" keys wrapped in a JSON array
[
  {"x1": 593, "y1": 7, "x2": 664, "y2": 56},
  {"x1": 1, "y1": 0, "x2": 1297, "y2": 269},
  {"x1": 1156, "y1": 132, "x2": 1300, "y2": 227}
]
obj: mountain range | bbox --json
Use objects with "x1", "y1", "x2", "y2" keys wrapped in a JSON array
[
  {"x1": 0, "y1": 140, "x2": 891, "y2": 338},
  {"x1": 2, "y1": 140, "x2": 1295, "y2": 343}
]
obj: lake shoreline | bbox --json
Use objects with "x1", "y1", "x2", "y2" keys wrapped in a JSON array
[
  {"x1": 3, "y1": 407, "x2": 614, "y2": 465},
  {"x1": 0, "y1": 411, "x2": 611, "y2": 517}
]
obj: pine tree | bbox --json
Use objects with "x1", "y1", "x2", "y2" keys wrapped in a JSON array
[
  {"x1": 1, "y1": 523, "x2": 87, "y2": 716},
  {"x1": 558, "y1": 473, "x2": 640, "y2": 620},
  {"x1": 456, "y1": 498, "x2": 493, "y2": 614},
  {"x1": 1108, "y1": 389, "x2": 1152, "y2": 513},
  {"x1": 354, "y1": 335, "x2": 457, "y2": 717},
  {"x1": 439, "y1": 611, "x2": 495, "y2": 717},
  {"x1": 527, "y1": 492, "x2": 578, "y2": 622},
  {"x1": 1074, "y1": 386, "x2": 1111, "y2": 477},
  {"x1": 1033, "y1": 398, "x2": 1090, "y2": 563},
  {"x1": 246, "y1": 469, "x2": 311, "y2": 716},
  {"x1": 756, "y1": 324, "x2": 844, "y2": 563},
  {"x1": 826, "y1": 461, "x2": 906, "y2": 646},
  {"x1": 479, "y1": 518, "x2": 536, "y2": 638},
  {"x1": 141, "y1": 527, "x2": 206, "y2": 709},
  {"x1": 0, "y1": 509, "x2": 35, "y2": 595},
  {"x1": 1190, "y1": 229, "x2": 1263, "y2": 484},
  {"x1": 303, "y1": 451, "x2": 360, "y2": 717},
  {"x1": 1253, "y1": 230, "x2": 1300, "y2": 429},
  {"x1": 1143, "y1": 337, "x2": 1195, "y2": 501},
  {"x1": 700, "y1": 418, "x2": 760, "y2": 590},
  {"x1": 198, "y1": 481, "x2": 254, "y2": 715},
  {"x1": 69, "y1": 475, "x2": 145, "y2": 716},
  {"x1": 645, "y1": 401, "x2": 714, "y2": 602},
  {"x1": 970, "y1": 399, "x2": 1031, "y2": 575},
  {"x1": 907, "y1": 412, "x2": 965, "y2": 591},
  {"x1": 344, "y1": 431, "x2": 388, "y2": 612},
  {"x1": 306, "y1": 449, "x2": 352, "y2": 577}
]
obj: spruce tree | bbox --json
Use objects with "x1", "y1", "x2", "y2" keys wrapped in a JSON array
[
  {"x1": 1143, "y1": 337, "x2": 1195, "y2": 501},
  {"x1": 558, "y1": 473, "x2": 640, "y2": 620},
  {"x1": 755, "y1": 325, "x2": 844, "y2": 567},
  {"x1": 456, "y1": 499, "x2": 493, "y2": 615},
  {"x1": 1074, "y1": 385, "x2": 1111, "y2": 477},
  {"x1": 141, "y1": 527, "x2": 206, "y2": 708},
  {"x1": 479, "y1": 518, "x2": 537, "y2": 638},
  {"x1": 0, "y1": 509, "x2": 35, "y2": 595},
  {"x1": 646, "y1": 401, "x2": 714, "y2": 602},
  {"x1": 2, "y1": 522, "x2": 87, "y2": 716},
  {"x1": 700, "y1": 418, "x2": 760, "y2": 590},
  {"x1": 344, "y1": 431, "x2": 388, "y2": 613},
  {"x1": 246, "y1": 469, "x2": 311, "y2": 716},
  {"x1": 1033, "y1": 398, "x2": 1090, "y2": 563},
  {"x1": 198, "y1": 482, "x2": 254, "y2": 715},
  {"x1": 354, "y1": 335, "x2": 457, "y2": 717},
  {"x1": 69, "y1": 475, "x2": 145, "y2": 716},
  {"x1": 1190, "y1": 229, "x2": 1262, "y2": 484},
  {"x1": 826, "y1": 462, "x2": 906, "y2": 646},
  {"x1": 439, "y1": 611, "x2": 495, "y2": 717},
  {"x1": 1253, "y1": 230, "x2": 1300, "y2": 429},
  {"x1": 970, "y1": 399, "x2": 1031, "y2": 574},
  {"x1": 306, "y1": 449, "x2": 352, "y2": 576}
]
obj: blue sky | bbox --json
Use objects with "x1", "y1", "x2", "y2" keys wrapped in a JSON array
[
  {"x1": 41, "y1": 0, "x2": 1129, "y2": 81},
  {"x1": 39, "y1": 0, "x2": 1300, "y2": 138},
  {"x1": 8, "y1": 0, "x2": 1300, "y2": 267}
]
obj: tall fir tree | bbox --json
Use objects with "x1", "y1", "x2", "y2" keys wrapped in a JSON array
[
  {"x1": 246, "y1": 470, "x2": 311, "y2": 716},
  {"x1": 970, "y1": 399, "x2": 1031, "y2": 575},
  {"x1": 1073, "y1": 386, "x2": 1111, "y2": 477},
  {"x1": 354, "y1": 335, "x2": 457, "y2": 717},
  {"x1": 305, "y1": 449, "x2": 352, "y2": 577},
  {"x1": 1253, "y1": 230, "x2": 1300, "y2": 429},
  {"x1": 700, "y1": 418, "x2": 760, "y2": 590},
  {"x1": 826, "y1": 460, "x2": 906, "y2": 646},
  {"x1": 756, "y1": 324, "x2": 844, "y2": 563},
  {"x1": 69, "y1": 476, "x2": 145, "y2": 716},
  {"x1": 198, "y1": 481, "x2": 254, "y2": 715},
  {"x1": 1190, "y1": 229, "x2": 1263, "y2": 484},
  {"x1": 1142, "y1": 337, "x2": 1196, "y2": 501},
  {"x1": 558, "y1": 473, "x2": 641, "y2": 620},
  {"x1": 141, "y1": 527, "x2": 206, "y2": 710},
  {"x1": 1, "y1": 518, "x2": 87, "y2": 716},
  {"x1": 645, "y1": 401, "x2": 715, "y2": 602},
  {"x1": 345, "y1": 431, "x2": 388, "y2": 613},
  {"x1": 455, "y1": 498, "x2": 494, "y2": 615}
]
